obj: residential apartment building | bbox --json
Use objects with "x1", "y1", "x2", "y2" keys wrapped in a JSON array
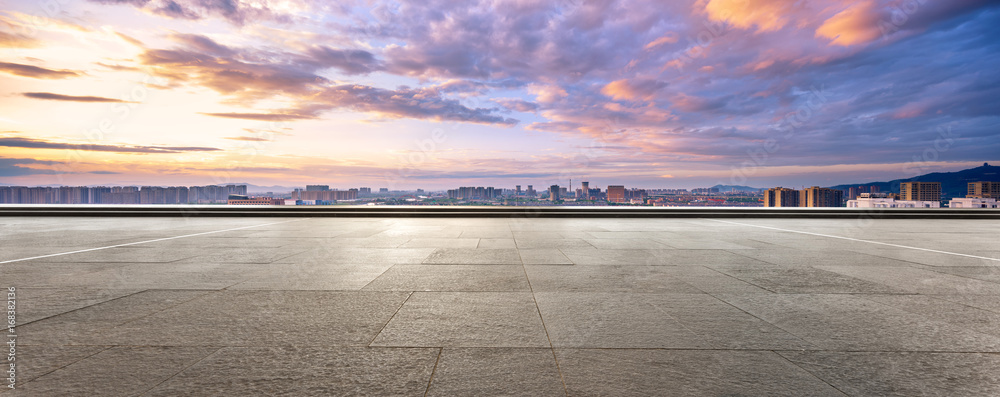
[
  {"x1": 800, "y1": 186, "x2": 844, "y2": 207},
  {"x1": 763, "y1": 187, "x2": 799, "y2": 207},
  {"x1": 967, "y1": 181, "x2": 1000, "y2": 199},
  {"x1": 899, "y1": 181, "x2": 941, "y2": 202}
]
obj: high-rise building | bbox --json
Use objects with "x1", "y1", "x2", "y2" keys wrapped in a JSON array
[
  {"x1": 379, "y1": 188, "x2": 389, "y2": 193},
  {"x1": 359, "y1": 187, "x2": 372, "y2": 195},
  {"x1": 580, "y1": 181, "x2": 589, "y2": 199},
  {"x1": 626, "y1": 188, "x2": 647, "y2": 201},
  {"x1": 306, "y1": 185, "x2": 330, "y2": 191},
  {"x1": 967, "y1": 181, "x2": 1000, "y2": 199},
  {"x1": 515, "y1": 185, "x2": 521, "y2": 196},
  {"x1": 549, "y1": 185, "x2": 560, "y2": 201},
  {"x1": 526, "y1": 185, "x2": 535, "y2": 197},
  {"x1": 800, "y1": 186, "x2": 844, "y2": 207},
  {"x1": 846, "y1": 186, "x2": 859, "y2": 200},
  {"x1": 764, "y1": 187, "x2": 799, "y2": 207},
  {"x1": 899, "y1": 182, "x2": 941, "y2": 202},
  {"x1": 607, "y1": 185, "x2": 626, "y2": 203}
]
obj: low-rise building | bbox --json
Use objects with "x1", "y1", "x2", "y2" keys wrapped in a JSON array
[
  {"x1": 227, "y1": 197, "x2": 285, "y2": 205},
  {"x1": 846, "y1": 193, "x2": 940, "y2": 208},
  {"x1": 949, "y1": 197, "x2": 998, "y2": 208}
]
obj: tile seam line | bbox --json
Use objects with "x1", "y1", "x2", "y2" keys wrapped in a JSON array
[
  {"x1": 772, "y1": 350, "x2": 851, "y2": 396},
  {"x1": 14, "y1": 345, "x2": 113, "y2": 387},
  {"x1": 704, "y1": 219, "x2": 1000, "y2": 262},
  {"x1": 0, "y1": 218, "x2": 311, "y2": 264},
  {"x1": 138, "y1": 346, "x2": 224, "y2": 396},
  {"x1": 513, "y1": 220, "x2": 570, "y2": 396},
  {"x1": 423, "y1": 347, "x2": 443, "y2": 397}
]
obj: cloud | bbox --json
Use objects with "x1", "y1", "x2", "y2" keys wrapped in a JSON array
[
  {"x1": 137, "y1": 34, "x2": 381, "y2": 102},
  {"x1": 304, "y1": 46, "x2": 382, "y2": 75},
  {"x1": 224, "y1": 136, "x2": 271, "y2": 142},
  {"x1": 529, "y1": 84, "x2": 569, "y2": 104},
  {"x1": 601, "y1": 79, "x2": 668, "y2": 101},
  {"x1": 88, "y1": 0, "x2": 298, "y2": 26},
  {"x1": 644, "y1": 33, "x2": 679, "y2": 50},
  {"x1": 815, "y1": 1, "x2": 883, "y2": 46},
  {"x1": 0, "y1": 31, "x2": 39, "y2": 48},
  {"x1": 494, "y1": 98, "x2": 540, "y2": 113},
  {"x1": 317, "y1": 84, "x2": 519, "y2": 125},
  {"x1": 700, "y1": 0, "x2": 797, "y2": 32},
  {"x1": 114, "y1": 32, "x2": 144, "y2": 46},
  {"x1": 155, "y1": 0, "x2": 202, "y2": 20},
  {"x1": 169, "y1": 33, "x2": 234, "y2": 56},
  {"x1": 0, "y1": 136, "x2": 222, "y2": 154},
  {"x1": 0, "y1": 157, "x2": 119, "y2": 177},
  {"x1": 202, "y1": 112, "x2": 316, "y2": 122},
  {"x1": 21, "y1": 92, "x2": 131, "y2": 103},
  {"x1": 0, "y1": 62, "x2": 81, "y2": 79},
  {"x1": 95, "y1": 62, "x2": 141, "y2": 71},
  {"x1": 134, "y1": 32, "x2": 517, "y2": 125}
]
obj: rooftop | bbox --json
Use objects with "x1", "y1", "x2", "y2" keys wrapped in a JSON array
[{"x1": 3, "y1": 212, "x2": 1000, "y2": 395}]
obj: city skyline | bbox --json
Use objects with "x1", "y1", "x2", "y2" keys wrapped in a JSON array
[{"x1": 2, "y1": 1, "x2": 999, "y2": 189}]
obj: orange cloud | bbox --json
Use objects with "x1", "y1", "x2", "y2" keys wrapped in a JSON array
[
  {"x1": 700, "y1": 0, "x2": 797, "y2": 32},
  {"x1": 815, "y1": 1, "x2": 883, "y2": 46},
  {"x1": 601, "y1": 79, "x2": 667, "y2": 101}
]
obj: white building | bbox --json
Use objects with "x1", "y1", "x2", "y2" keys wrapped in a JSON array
[
  {"x1": 847, "y1": 193, "x2": 940, "y2": 208},
  {"x1": 949, "y1": 197, "x2": 998, "y2": 208}
]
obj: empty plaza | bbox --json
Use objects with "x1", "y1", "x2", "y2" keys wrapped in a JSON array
[{"x1": 2, "y1": 215, "x2": 1000, "y2": 396}]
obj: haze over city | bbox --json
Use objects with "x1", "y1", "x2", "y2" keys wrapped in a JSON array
[{"x1": 1, "y1": 0, "x2": 998, "y2": 189}]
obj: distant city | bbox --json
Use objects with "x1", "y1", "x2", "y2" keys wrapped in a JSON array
[{"x1": 1, "y1": 180, "x2": 997, "y2": 208}]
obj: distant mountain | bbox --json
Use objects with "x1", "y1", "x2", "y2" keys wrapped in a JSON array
[
  {"x1": 827, "y1": 163, "x2": 999, "y2": 198},
  {"x1": 710, "y1": 184, "x2": 766, "y2": 192}
]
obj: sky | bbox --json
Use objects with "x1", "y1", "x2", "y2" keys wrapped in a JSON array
[{"x1": 0, "y1": 0, "x2": 998, "y2": 191}]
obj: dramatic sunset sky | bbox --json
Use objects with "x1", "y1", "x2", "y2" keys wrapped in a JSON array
[{"x1": 1, "y1": 0, "x2": 998, "y2": 190}]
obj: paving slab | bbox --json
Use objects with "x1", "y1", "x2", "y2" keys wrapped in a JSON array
[
  {"x1": 363, "y1": 264, "x2": 529, "y2": 292},
  {"x1": 518, "y1": 248, "x2": 574, "y2": 265},
  {"x1": 426, "y1": 348, "x2": 564, "y2": 396},
  {"x1": 779, "y1": 351, "x2": 1000, "y2": 397},
  {"x1": 143, "y1": 347, "x2": 439, "y2": 396},
  {"x1": 7, "y1": 346, "x2": 216, "y2": 396},
  {"x1": 716, "y1": 293, "x2": 1000, "y2": 352},
  {"x1": 534, "y1": 292, "x2": 813, "y2": 349},
  {"x1": 23, "y1": 291, "x2": 411, "y2": 347},
  {"x1": 711, "y1": 265, "x2": 908, "y2": 294},
  {"x1": 556, "y1": 349, "x2": 845, "y2": 397},
  {"x1": 371, "y1": 292, "x2": 549, "y2": 347},
  {"x1": 524, "y1": 265, "x2": 704, "y2": 293},
  {"x1": 422, "y1": 248, "x2": 522, "y2": 265}
]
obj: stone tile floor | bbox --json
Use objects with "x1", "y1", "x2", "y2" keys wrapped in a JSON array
[{"x1": 2, "y1": 217, "x2": 999, "y2": 396}]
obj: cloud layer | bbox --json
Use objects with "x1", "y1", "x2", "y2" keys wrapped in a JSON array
[
  {"x1": 2, "y1": 0, "x2": 998, "y2": 187},
  {"x1": 22, "y1": 92, "x2": 130, "y2": 103},
  {"x1": 0, "y1": 136, "x2": 221, "y2": 154}
]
